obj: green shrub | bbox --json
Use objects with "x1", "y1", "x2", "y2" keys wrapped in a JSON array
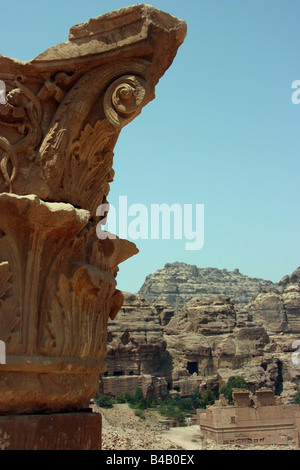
[
  {"x1": 156, "y1": 388, "x2": 217, "y2": 423},
  {"x1": 220, "y1": 376, "x2": 249, "y2": 405},
  {"x1": 115, "y1": 394, "x2": 126, "y2": 403},
  {"x1": 96, "y1": 386, "x2": 217, "y2": 422},
  {"x1": 158, "y1": 404, "x2": 185, "y2": 422},
  {"x1": 96, "y1": 393, "x2": 114, "y2": 408},
  {"x1": 199, "y1": 389, "x2": 216, "y2": 408},
  {"x1": 293, "y1": 388, "x2": 300, "y2": 405},
  {"x1": 125, "y1": 387, "x2": 151, "y2": 410}
]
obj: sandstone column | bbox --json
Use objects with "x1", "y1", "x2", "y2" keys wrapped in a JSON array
[{"x1": 0, "y1": 4, "x2": 186, "y2": 450}]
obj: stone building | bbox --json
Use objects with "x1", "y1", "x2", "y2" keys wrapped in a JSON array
[{"x1": 198, "y1": 388, "x2": 300, "y2": 446}]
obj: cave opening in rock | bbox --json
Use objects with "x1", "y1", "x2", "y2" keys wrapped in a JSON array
[
  {"x1": 275, "y1": 360, "x2": 283, "y2": 396},
  {"x1": 187, "y1": 361, "x2": 198, "y2": 375}
]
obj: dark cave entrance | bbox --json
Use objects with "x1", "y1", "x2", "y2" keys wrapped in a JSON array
[
  {"x1": 187, "y1": 361, "x2": 198, "y2": 375},
  {"x1": 113, "y1": 371, "x2": 125, "y2": 377},
  {"x1": 275, "y1": 360, "x2": 283, "y2": 396}
]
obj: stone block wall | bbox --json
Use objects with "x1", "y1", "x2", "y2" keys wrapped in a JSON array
[{"x1": 199, "y1": 388, "x2": 300, "y2": 446}]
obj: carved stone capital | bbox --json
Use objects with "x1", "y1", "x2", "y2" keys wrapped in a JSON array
[
  {"x1": 0, "y1": 4, "x2": 186, "y2": 213},
  {"x1": 0, "y1": 4, "x2": 186, "y2": 414}
]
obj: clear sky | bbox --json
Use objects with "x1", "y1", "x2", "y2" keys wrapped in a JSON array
[{"x1": 1, "y1": 0, "x2": 299, "y2": 292}]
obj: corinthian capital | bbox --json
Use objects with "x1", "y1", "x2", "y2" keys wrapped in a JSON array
[{"x1": 0, "y1": 4, "x2": 186, "y2": 416}]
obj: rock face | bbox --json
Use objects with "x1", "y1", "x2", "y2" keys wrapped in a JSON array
[
  {"x1": 139, "y1": 262, "x2": 275, "y2": 310},
  {"x1": 163, "y1": 295, "x2": 271, "y2": 393},
  {"x1": 184, "y1": 296, "x2": 237, "y2": 335},
  {"x1": 103, "y1": 265, "x2": 300, "y2": 405},
  {"x1": 0, "y1": 4, "x2": 186, "y2": 449},
  {"x1": 105, "y1": 292, "x2": 167, "y2": 376},
  {"x1": 241, "y1": 266, "x2": 300, "y2": 334},
  {"x1": 100, "y1": 292, "x2": 169, "y2": 399}
]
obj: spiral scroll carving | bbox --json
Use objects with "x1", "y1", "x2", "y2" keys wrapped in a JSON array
[{"x1": 104, "y1": 75, "x2": 147, "y2": 128}]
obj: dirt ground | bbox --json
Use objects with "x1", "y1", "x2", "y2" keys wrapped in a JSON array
[{"x1": 92, "y1": 402, "x2": 299, "y2": 451}]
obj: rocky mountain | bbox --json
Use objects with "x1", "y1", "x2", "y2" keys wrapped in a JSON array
[{"x1": 138, "y1": 262, "x2": 276, "y2": 310}]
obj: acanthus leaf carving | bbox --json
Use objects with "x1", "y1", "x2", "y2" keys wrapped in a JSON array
[
  {"x1": 42, "y1": 264, "x2": 116, "y2": 360},
  {"x1": 0, "y1": 76, "x2": 43, "y2": 192},
  {"x1": 0, "y1": 261, "x2": 20, "y2": 344}
]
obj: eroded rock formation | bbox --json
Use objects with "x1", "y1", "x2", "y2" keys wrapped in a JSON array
[
  {"x1": 103, "y1": 265, "x2": 300, "y2": 404},
  {"x1": 0, "y1": 4, "x2": 186, "y2": 449},
  {"x1": 139, "y1": 262, "x2": 276, "y2": 310},
  {"x1": 106, "y1": 292, "x2": 167, "y2": 376},
  {"x1": 241, "y1": 266, "x2": 300, "y2": 334},
  {"x1": 100, "y1": 292, "x2": 169, "y2": 399}
]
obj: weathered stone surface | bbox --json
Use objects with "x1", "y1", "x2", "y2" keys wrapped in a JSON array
[
  {"x1": 139, "y1": 262, "x2": 276, "y2": 310},
  {"x1": 162, "y1": 295, "x2": 270, "y2": 391},
  {"x1": 100, "y1": 292, "x2": 170, "y2": 399},
  {"x1": 0, "y1": 4, "x2": 186, "y2": 213},
  {"x1": 185, "y1": 296, "x2": 237, "y2": 335},
  {"x1": 152, "y1": 300, "x2": 175, "y2": 327},
  {"x1": 199, "y1": 388, "x2": 300, "y2": 446},
  {"x1": 0, "y1": 3, "x2": 186, "y2": 423},
  {"x1": 105, "y1": 292, "x2": 167, "y2": 376},
  {"x1": 241, "y1": 266, "x2": 300, "y2": 334},
  {"x1": 102, "y1": 266, "x2": 300, "y2": 403},
  {"x1": 0, "y1": 411, "x2": 102, "y2": 450}
]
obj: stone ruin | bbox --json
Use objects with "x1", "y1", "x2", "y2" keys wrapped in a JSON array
[
  {"x1": 0, "y1": 4, "x2": 186, "y2": 450},
  {"x1": 198, "y1": 388, "x2": 300, "y2": 447}
]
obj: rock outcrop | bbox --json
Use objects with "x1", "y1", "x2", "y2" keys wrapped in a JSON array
[
  {"x1": 163, "y1": 295, "x2": 271, "y2": 395},
  {"x1": 139, "y1": 262, "x2": 276, "y2": 310},
  {"x1": 105, "y1": 292, "x2": 167, "y2": 376},
  {"x1": 0, "y1": 4, "x2": 186, "y2": 449},
  {"x1": 241, "y1": 266, "x2": 300, "y2": 334},
  {"x1": 100, "y1": 292, "x2": 169, "y2": 399}
]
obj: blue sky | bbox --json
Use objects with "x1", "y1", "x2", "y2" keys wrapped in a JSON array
[{"x1": 1, "y1": 0, "x2": 299, "y2": 292}]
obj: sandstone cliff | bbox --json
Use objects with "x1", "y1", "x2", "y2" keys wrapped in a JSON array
[
  {"x1": 105, "y1": 292, "x2": 167, "y2": 376},
  {"x1": 101, "y1": 265, "x2": 300, "y2": 404},
  {"x1": 241, "y1": 266, "x2": 300, "y2": 334},
  {"x1": 100, "y1": 292, "x2": 169, "y2": 399}
]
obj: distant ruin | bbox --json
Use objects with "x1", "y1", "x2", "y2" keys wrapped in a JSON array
[{"x1": 198, "y1": 388, "x2": 300, "y2": 446}]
